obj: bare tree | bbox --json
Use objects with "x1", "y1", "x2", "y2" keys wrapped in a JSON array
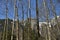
[
  {"x1": 50, "y1": 0, "x2": 60, "y2": 40},
  {"x1": 36, "y1": 0, "x2": 40, "y2": 40},
  {"x1": 14, "y1": 0, "x2": 19, "y2": 40},
  {"x1": 27, "y1": 0, "x2": 31, "y2": 40},
  {"x1": 43, "y1": 0, "x2": 51, "y2": 40},
  {"x1": 15, "y1": 6, "x2": 19, "y2": 40},
  {"x1": 21, "y1": 1, "x2": 24, "y2": 40},
  {"x1": 28, "y1": 0, "x2": 31, "y2": 22},
  {"x1": 11, "y1": 19, "x2": 14, "y2": 40},
  {"x1": 2, "y1": 0, "x2": 8, "y2": 40},
  {"x1": 50, "y1": 0, "x2": 59, "y2": 33}
]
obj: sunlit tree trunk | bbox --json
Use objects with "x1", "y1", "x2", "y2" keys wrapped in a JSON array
[
  {"x1": 5, "y1": 0, "x2": 8, "y2": 40},
  {"x1": 2, "y1": 22, "x2": 5, "y2": 40},
  {"x1": 2, "y1": 4, "x2": 8, "y2": 39},
  {"x1": 14, "y1": 0, "x2": 19, "y2": 40},
  {"x1": 15, "y1": 6, "x2": 19, "y2": 40},
  {"x1": 43, "y1": 0, "x2": 51, "y2": 40},
  {"x1": 11, "y1": 19, "x2": 14, "y2": 40},
  {"x1": 10, "y1": 0, "x2": 14, "y2": 40},
  {"x1": 2, "y1": 19, "x2": 6, "y2": 40}
]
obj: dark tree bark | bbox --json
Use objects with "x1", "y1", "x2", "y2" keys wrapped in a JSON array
[{"x1": 36, "y1": 0, "x2": 40, "y2": 40}]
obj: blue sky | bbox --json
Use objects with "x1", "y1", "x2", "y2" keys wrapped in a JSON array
[
  {"x1": 0, "y1": 0, "x2": 60, "y2": 21},
  {"x1": 0, "y1": 0, "x2": 36, "y2": 19}
]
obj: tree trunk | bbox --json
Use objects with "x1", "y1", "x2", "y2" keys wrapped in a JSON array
[
  {"x1": 36, "y1": 0, "x2": 40, "y2": 40},
  {"x1": 5, "y1": 0, "x2": 8, "y2": 40},
  {"x1": 43, "y1": 0, "x2": 51, "y2": 40}
]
